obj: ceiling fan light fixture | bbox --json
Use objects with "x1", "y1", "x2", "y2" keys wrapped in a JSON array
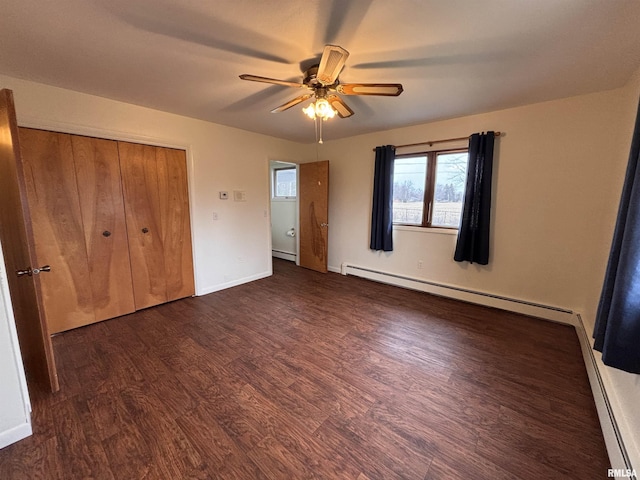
[
  {"x1": 302, "y1": 98, "x2": 336, "y2": 121},
  {"x1": 302, "y1": 103, "x2": 316, "y2": 119},
  {"x1": 315, "y1": 98, "x2": 335, "y2": 119}
]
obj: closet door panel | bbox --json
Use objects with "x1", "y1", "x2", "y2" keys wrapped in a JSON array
[
  {"x1": 118, "y1": 141, "x2": 167, "y2": 309},
  {"x1": 72, "y1": 135, "x2": 135, "y2": 321},
  {"x1": 158, "y1": 148, "x2": 195, "y2": 301},
  {"x1": 18, "y1": 128, "x2": 95, "y2": 333}
]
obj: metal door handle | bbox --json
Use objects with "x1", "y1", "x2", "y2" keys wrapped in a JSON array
[
  {"x1": 142, "y1": 227, "x2": 149, "y2": 234},
  {"x1": 16, "y1": 265, "x2": 51, "y2": 277},
  {"x1": 16, "y1": 267, "x2": 32, "y2": 277}
]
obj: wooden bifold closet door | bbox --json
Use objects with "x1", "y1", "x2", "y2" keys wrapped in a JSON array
[
  {"x1": 19, "y1": 128, "x2": 135, "y2": 333},
  {"x1": 18, "y1": 129, "x2": 194, "y2": 333},
  {"x1": 118, "y1": 141, "x2": 195, "y2": 310}
]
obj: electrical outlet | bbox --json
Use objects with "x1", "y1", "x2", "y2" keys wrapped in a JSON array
[
  {"x1": 417, "y1": 260, "x2": 424, "y2": 269},
  {"x1": 212, "y1": 212, "x2": 218, "y2": 221}
]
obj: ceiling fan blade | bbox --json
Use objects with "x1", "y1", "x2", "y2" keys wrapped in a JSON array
[
  {"x1": 317, "y1": 45, "x2": 350, "y2": 86},
  {"x1": 270, "y1": 93, "x2": 314, "y2": 113},
  {"x1": 337, "y1": 83, "x2": 404, "y2": 96},
  {"x1": 327, "y1": 95, "x2": 354, "y2": 118},
  {"x1": 239, "y1": 74, "x2": 305, "y2": 88}
]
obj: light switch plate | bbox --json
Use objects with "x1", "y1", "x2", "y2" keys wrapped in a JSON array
[{"x1": 219, "y1": 191, "x2": 228, "y2": 200}]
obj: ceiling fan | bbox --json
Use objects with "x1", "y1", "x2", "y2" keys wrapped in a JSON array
[{"x1": 239, "y1": 45, "x2": 404, "y2": 120}]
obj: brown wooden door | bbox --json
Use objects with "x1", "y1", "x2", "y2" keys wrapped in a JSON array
[
  {"x1": 19, "y1": 128, "x2": 96, "y2": 333},
  {"x1": 119, "y1": 142, "x2": 194, "y2": 309},
  {"x1": 118, "y1": 141, "x2": 167, "y2": 309},
  {"x1": 71, "y1": 135, "x2": 136, "y2": 322},
  {"x1": 157, "y1": 147, "x2": 195, "y2": 302},
  {"x1": 0, "y1": 90, "x2": 59, "y2": 392},
  {"x1": 299, "y1": 160, "x2": 329, "y2": 273}
]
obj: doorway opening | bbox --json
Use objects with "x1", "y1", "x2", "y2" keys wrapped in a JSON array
[{"x1": 269, "y1": 160, "x2": 298, "y2": 263}]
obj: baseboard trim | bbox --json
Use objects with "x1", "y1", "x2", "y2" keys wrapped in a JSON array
[
  {"x1": 335, "y1": 262, "x2": 575, "y2": 324},
  {"x1": 0, "y1": 421, "x2": 32, "y2": 450},
  {"x1": 197, "y1": 270, "x2": 272, "y2": 296}
]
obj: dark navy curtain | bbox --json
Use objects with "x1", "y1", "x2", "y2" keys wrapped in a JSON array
[
  {"x1": 593, "y1": 99, "x2": 640, "y2": 374},
  {"x1": 370, "y1": 145, "x2": 395, "y2": 251},
  {"x1": 454, "y1": 132, "x2": 495, "y2": 265}
]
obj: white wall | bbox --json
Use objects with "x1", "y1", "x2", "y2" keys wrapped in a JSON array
[
  {"x1": 0, "y1": 74, "x2": 308, "y2": 295},
  {"x1": 0, "y1": 240, "x2": 32, "y2": 449}
]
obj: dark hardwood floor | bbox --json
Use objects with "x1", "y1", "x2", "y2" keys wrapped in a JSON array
[{"x1": 0, "y1": 259, "x2": 610, "y2": 479}]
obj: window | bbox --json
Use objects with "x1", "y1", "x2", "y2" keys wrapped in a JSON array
[
  {"x1": 393, "y1": 149, "x2": 469, "y2": 228},
  {"x1": 273, "y1": 167, "x2": 296, "y2": 198}
]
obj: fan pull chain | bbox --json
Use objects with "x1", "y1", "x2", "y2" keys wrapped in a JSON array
[
  {"x1": 313, "y1": 116, "x2": 319, "y2": 144},
  {"x1": 318, "y1": 117, "x2": 324, "y2": 144}
]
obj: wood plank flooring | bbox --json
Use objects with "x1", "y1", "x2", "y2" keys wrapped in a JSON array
[{"x1": 0, "y1": 259, "x2": 610, "y2": 479}]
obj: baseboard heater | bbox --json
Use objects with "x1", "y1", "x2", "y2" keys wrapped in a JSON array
[
  {"x1": 272, "y1": 250, "x2": 296, "y2": 262},
  {"x1": 575, "y1": 314, "x2": 634, "y2": 473},
  {"x1": 340, "y1": 262, "x2": 573, "y2": 323},
  {"x1": 338, "y1": 261, "x2": 634, "y2": 472}
]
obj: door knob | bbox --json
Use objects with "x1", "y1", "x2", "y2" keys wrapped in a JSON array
[
  {"x1": 16, "y1": 265, "x2": 51, "y2": 277},
  {"x1": 102, "y1": 230, "x2": 111, "y2": 237},
  {"x1": 16, "y1": 268, "x2": 32, "y2": 277},
  {"x1": 142, "y1": 227, "x2": 149, "y2": 234}
]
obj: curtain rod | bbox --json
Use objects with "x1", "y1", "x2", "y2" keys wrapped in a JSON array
[{"x1": 372, "y1": 131, "x2": 502, "y2": 151}]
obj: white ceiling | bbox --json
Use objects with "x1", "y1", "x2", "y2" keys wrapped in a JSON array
[{"x1": 1, "y1": 0, "x2": 639, "y2": 143}]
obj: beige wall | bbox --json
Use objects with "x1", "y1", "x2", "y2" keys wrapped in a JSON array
[
  {"x1": 0, "y1": 74, "x2": 307, "y2": 295},
  {"x1": 321, "y1": 88, "x2": 629, "y2": 313}
]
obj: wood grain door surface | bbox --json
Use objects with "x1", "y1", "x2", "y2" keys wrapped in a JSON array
[
  {"x1": 16, "y1": 128, "x2": 194, "y2": 334},
  {"x1": 71, "y1": 135, "x2": 136, "y2": 322},
  {"x1": 0, "y1": 90, "x2": 58, "y2": 392},
  {"x1": 299, "y1": 160, "x2": 329, "y2": 273},
  {"x1": 119, "y1": 141, "x2": 194, "y2": 309},
  {"x1": 119, "y1": 141, "x2": 167, "y2": 309},
  {"x1": 18, "y1": 128, "x2": 129, "y2": 334},
  {"x1": 155, "y1": 146, "x2": 195, "y2": 302},
  {"x1": 20, "y1": 128, "x2": 96, "y2": 333}
]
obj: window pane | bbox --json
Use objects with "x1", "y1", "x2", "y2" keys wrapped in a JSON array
[
  {"x1": 275, "y1": 168, "x2": 296, "y2": 197},
  {"x1": 393, "y1": 156, "x2": 426, "y2": 224},
  {"x1": 432, "y1": 152, "x2": 468, "y2": 227}
]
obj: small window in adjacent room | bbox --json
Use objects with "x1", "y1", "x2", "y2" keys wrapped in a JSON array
[
  {"x1": 393, "y1": 149, "x2": 469, "y2": 228},
  {"x1": 273, "y1": 167, "x2": 296, "y2": 198}
]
